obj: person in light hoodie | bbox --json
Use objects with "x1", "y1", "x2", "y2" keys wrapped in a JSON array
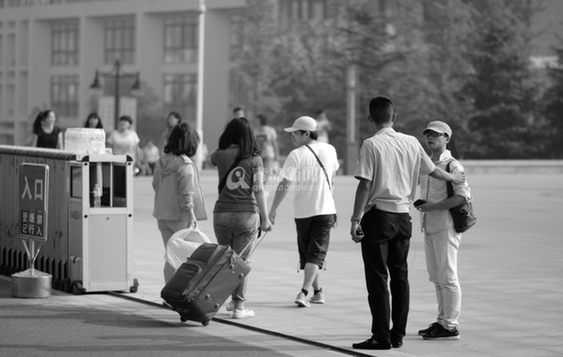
[{"x1": 152, "y1": 122, "x2": 207, "y2": 284}]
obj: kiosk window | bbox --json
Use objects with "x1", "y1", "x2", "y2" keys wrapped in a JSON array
[
  {"x1": 71, "y1": 166, "x2": 82, "y2": 198},
  {"x1": 113, "y1": 165, "x2": 127, "y2": 207}
]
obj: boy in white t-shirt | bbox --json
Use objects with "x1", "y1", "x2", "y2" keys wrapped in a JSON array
[{"x1": 269, "y1": 116, "x2": 339, "y2": 307}]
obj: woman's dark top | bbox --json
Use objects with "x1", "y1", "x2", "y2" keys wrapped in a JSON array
[{"x1": 35, "y1": 126, "x2": 61, "y2": 149}]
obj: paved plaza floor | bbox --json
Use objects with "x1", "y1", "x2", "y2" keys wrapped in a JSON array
[{"x1": 128, "y1": 170, "x2": 563, "y2": 357}]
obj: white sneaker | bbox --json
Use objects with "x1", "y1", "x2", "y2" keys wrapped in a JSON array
[
  {"x1": 225, "y1": 300, "x2": 235, "y2": 312},
  {"x1": 309, "y1": 290, "x2": 325, "y2": 304},
  {"x1": 295, "y1": 292, "x2": 310, "y2": 307},
  {"x1": 232, "y1": 309, "x2": 255, "y2": 319}
]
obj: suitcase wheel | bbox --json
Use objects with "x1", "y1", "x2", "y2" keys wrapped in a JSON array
[
  {"x1": 72, "y1": 281, "x2": 85, "y2": 295},
  {"x1": 62, "y1": 278, "x2": 72, "y2": 293},
  {"x1": 129, "y1": 278, "x2": 139, "y2": 293},
  {"x1": 201, "y1": 320, "x2": 209, "y2": 326},
  {"x1": 180, "y1": 316, "x2": 188, "y2": 323}
]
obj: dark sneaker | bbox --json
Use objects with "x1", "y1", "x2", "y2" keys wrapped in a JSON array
[
  {"x1": 352, "y1": 338, "x2": 391, "y2": 350},
  {"x1": 422, "y1": 325, "x2": 460, "y2": 340},
  {"x1": 391, "y1": 340, "x2": 403, "y2": 348},
  {"x1": 418, "y1": 322, "x2": 441, "y2": 336}
]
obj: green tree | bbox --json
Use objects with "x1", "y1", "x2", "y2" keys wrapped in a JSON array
[
  {"x1": 231, "y1": 0, "x2": 549, "y2": 159},
  {"x1": 229, "y1": 0, "x2": 279, "y2": 119},
  {"x1": 541, "y1": 43, "x2": 563, "y2": 158},
  {"x1": 417, "y1": 0, "x2": 474, "y2": 158},
  {"x1": 462, "y1": 0, "x2": 543, "y2": 158},
  {"x1": 231, "y1": 0, "x2": 350, "y2": 154},
  {"x1": 339, "y1": 0, "x2": 410, "y2": 141}
]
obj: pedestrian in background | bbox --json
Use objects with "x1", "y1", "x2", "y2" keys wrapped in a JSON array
[
  {"x1": 159, "y1": 111, "x2": 182, "y2": 153},
  {"x1": 233, "y1": 107, "x2": 245, "y2": 119},
  {"x1": 107, "y1": 115, "x2": 141, "y2": 163},
  {"x1": 31, "y1": 109, "x2": 63, "y2": 149},
  {"x1": 143, "y1": 140, "x2": 160, "y2": 175},
  {"x1": 269, "y1": 116, "x2": 339, "y2": 308},
  {"x1": 253, "y1": 114, "x2": 279, "y2": 190},
  {"x1": 152, "y1": 122, "x2": 207, "y2": 284},
  {"x1": 350, "y1": 96, "x2": 465, "y2": 351},
  {"x1": 416, "y1": 121, "x2": 471, "y2": 341},
  {"x1": 206, "y1": 117, "x2": 272, "y2": 319},
  {"x1": 84, "y1": 112, "x2": 104, "y2": 129},
  {"x1": 315, "y1": 109, "x2": 332, "y2": 144}
]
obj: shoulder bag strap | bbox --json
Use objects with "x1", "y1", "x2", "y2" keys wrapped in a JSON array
[
  {"x1": 304, "y1": 144, "x2": 332, "y2": 190},
  {"x1": 218, "y1": 156, "x2": 243, "y2": 193},
  {"x1": 445, "y1": 161, "x2": 454, "y2": 198}
]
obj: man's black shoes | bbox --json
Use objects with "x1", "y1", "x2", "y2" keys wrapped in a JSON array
[
  {"x1": 391, "y1": 340, "x2": 403, "y2": 348},
  {"x1": 352, "y1": 338, "x2": 392, "y2": 350},
  {"x1": 422, "y1": 325, "x2": 460, "y2": 340},
  {"x1": 418, "y1": 322, "x2": 441, "y2": 336}
]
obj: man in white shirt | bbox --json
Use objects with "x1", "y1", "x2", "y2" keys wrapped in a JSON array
[
  {"x1": 416, "y1": 121, "x2": 471, "y2": 341},
  {"x1": 350, "y1": 96, "x2": 465, "y2": 350},
  {"x1": 269, "y1": 116, "x2": 339, "y2": 308}
]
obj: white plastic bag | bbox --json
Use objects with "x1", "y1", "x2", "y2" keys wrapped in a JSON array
[{"x1": 165, "y1": 227, "x2": 212, "y2": 270}]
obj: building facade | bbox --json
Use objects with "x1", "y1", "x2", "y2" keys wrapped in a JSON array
[
  {"x1": 0, "y1": 0, "x2": 245, "y2": 151},
  {"x1": 1, "y1": 0, "x2": 559, "y2": 152}
]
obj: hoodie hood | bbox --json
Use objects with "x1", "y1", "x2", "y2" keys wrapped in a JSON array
[{"x1": 155, "y1": 153, "x2": 192, "y2": 176}]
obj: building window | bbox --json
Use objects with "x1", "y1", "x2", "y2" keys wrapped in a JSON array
[
  {"x1": 51, "y1": 76, "x2": 79, "y2": 117},
  {"x1": 104, "y1": 17, "x2": 135, "y2": 65},
  {"x1": 52, "y1": 21, "x2": 79, "y2": 66},
  {"x1": 279, "y1": 0, "x2": 328, "y2": 22},
  {"x1": 163, "y1": 15, "x2": 198, "y2": 64},
  {"x1": 163, "y1": 74, "x2": 197, "y2": 123}
]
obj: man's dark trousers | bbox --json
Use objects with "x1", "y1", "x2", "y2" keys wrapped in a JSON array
[{"x1": 360, "y1": 207, "x2": 412, "y2": 344}]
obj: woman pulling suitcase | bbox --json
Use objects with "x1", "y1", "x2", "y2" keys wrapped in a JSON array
[{"x1": 206, "y1": 117, "x2": 272, "y2": 319}]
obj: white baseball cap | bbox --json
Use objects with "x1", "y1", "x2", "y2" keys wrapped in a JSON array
[
  {"x1": 422, "y1": 121, "x2": 452, "y2": 137},
  {"x1": 284, "y1": 116, "x2": 317, "y2": 132}
]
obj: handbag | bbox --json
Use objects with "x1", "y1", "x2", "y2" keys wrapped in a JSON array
[
  {"x1": 446, "y1": 161, "x2": 476, "y2": 233},
  {"x1": 165, "y1": 226, "x2": 212, "y2": 270}
]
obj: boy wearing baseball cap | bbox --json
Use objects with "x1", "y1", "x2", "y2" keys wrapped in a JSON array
[
  {"x1": 269, "y1": 116, "x2": 339, "y2": 308},
  {"x1": 416, "y1": 121, "x2": 471, "y2": 340}
]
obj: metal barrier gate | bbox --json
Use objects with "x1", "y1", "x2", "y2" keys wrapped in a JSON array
[{"x1": 0, "y1": 145, "x2": 137, "y2": 294}]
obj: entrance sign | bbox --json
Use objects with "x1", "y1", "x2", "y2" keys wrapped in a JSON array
[{"x1": 19, "y1": 163, "x2": 49, "y2": 242}]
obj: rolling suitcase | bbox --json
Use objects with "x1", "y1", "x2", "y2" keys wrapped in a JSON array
[{"x1": 161, "y1": 232, "x2": 264, "y2": 326}]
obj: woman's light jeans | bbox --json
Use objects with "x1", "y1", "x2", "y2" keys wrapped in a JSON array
[{"x1": 213, "y1": 211, "x2": 259, "y2": 302}]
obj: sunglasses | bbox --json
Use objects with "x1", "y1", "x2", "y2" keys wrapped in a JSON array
[{"x1": 423, "y1": 132, "x2": 445, "y2": 138}]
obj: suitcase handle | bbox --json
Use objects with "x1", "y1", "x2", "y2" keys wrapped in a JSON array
[{"x1": 239, "y1": 229, "x2": 268, "y2": 261}]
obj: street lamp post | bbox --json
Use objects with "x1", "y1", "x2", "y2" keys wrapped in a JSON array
[
  {"x1": 346, "y1": 64, "x2": 358, "y2": 175},
  {"x1": 193, "y1": 0, "x2": 206, "y2": 170},
  {"x1": 90, "y1": 59, "x2": 141, "y2": 129}
]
